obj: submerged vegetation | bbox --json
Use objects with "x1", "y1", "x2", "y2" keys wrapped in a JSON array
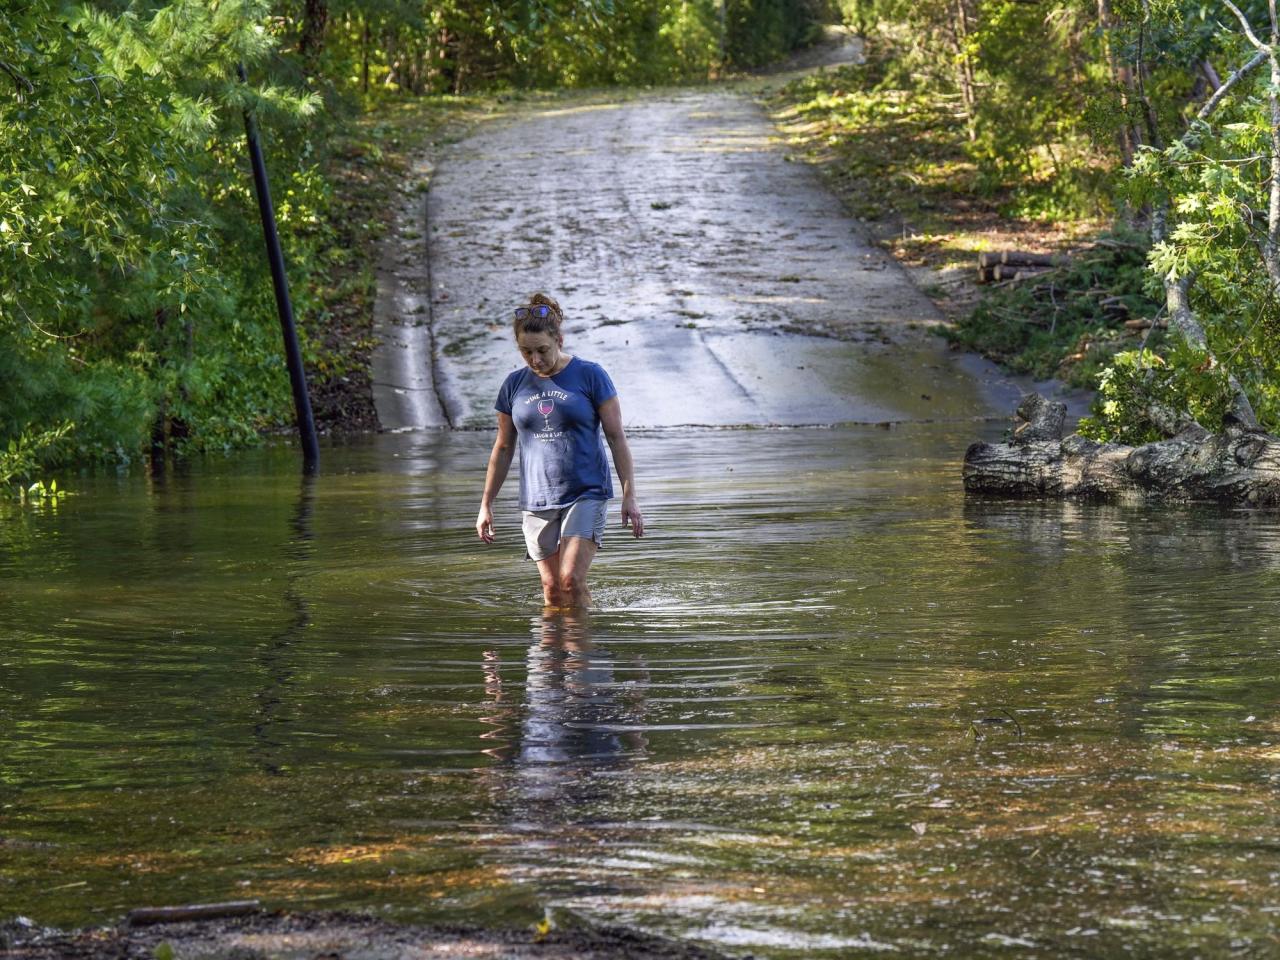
[{"x1": 1, "y1": 0, "x2": 829, "y2": 475}]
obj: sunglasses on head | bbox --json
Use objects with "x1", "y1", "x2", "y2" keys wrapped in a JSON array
[{"x1": 514, "y1": 304, "x2": 554, "y2": 321}]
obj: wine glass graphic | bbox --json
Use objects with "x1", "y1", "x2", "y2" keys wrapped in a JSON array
[{"x1": 537, "y1": 398, "x2": 555, "y2": 428}]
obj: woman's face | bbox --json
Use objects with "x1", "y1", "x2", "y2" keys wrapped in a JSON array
[{"x1": 517, "y1": 330, "x2": 562, "y2": 377}]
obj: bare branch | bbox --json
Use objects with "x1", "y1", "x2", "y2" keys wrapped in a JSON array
[
  {"x1": 1165, "y1": 272, "x2": 1260, "y2": 427},
  {"x1": 17, "y1": 304, "x2": 86, "y2": 343},
  {"x1": 1165, "y1": 272, "x2": 1208, "y2": 351},
  {"x1": 1196, "y1": 49, "x2": 1267, "y2": 120},
  {"x1": 71, "y1": 74, "x2": 122, "y2": 103},
  {"x1": 0, "y1": 59, "x2": 33, "y2": 94},
  {"x1": 1222, "y1": 0, "x2": 1270, "y2": 52},
  {"x1": 1201, "y1": 59, "x2": 1223, "y2": 90},
  {"x1": 1151, "y1": 199, "x2": 1169, "y2": 246}
]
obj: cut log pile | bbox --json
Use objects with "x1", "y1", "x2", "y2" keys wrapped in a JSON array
[
  {"x1": 963, "y1": 394, "x2": 1280, "y2": 505},
  {"x1": 976, "y1": 250, "x2": 1067, "y2": 284}
]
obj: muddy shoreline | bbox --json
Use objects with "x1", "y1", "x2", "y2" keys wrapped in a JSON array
[{"x1": 1, "y1": 910, "x2": 738, "y2": 960}]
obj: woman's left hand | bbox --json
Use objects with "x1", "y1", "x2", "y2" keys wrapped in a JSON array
[{"x1": 622, "y1": 497, "x2": 644, "y2": 538}]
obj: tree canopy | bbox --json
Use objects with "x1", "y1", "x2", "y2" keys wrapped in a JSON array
[
  {"x1": 835, "y1": 0, "x2": 1280, "y2": 442},
  {"x1": 16, "y1": 0, "x2": 1280, "y2": 483},
  {"x1": 1, "y1": 0, "x2": 828, "y2": 483}
]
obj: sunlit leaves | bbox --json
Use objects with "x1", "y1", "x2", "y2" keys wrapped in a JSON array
[
  {"x1": 0, "y1": 0, "x2": 316, "y2": 464},
  {"x1": 2, "y1": 0, "x2": 825, "y2": 469},
  {"x1": 1078, "y1": 342, "x2": 1236, "y2": 443}
]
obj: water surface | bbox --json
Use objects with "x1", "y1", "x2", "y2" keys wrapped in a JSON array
[{"x1": 3, "y1": 425, "x2": 1279, "y2": 957}]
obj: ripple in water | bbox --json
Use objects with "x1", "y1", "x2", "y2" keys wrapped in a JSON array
[{"x1": 3, "y1": 425, "x2": 1280, "y2": 956}]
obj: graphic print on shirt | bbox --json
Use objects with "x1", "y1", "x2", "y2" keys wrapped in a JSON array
[
  {"x1": 494, "y1": 357, "x2": 617, "y2": 509},
  {"x1": 525, "y1": 389, "x2": 570, "y2": 442}
]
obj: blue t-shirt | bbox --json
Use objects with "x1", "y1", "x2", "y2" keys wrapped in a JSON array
[{"x1": 495, "y1": 357, "x2": 618, "y2": 510}]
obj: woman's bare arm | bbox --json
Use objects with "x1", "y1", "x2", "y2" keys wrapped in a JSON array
[
  {"x1": 477, "y1": 413, "x2": 517, "y2": 542},
  {"x1": 599, "y1": 397, "x2": 644, "y2": 538}
]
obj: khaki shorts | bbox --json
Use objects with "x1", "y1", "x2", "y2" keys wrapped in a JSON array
[{"x1": 522, "y1": 498, "x2": 608, "y2": 561}]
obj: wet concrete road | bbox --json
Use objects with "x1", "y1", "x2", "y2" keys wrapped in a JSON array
[{"x1": 374, "y1": 86, "x2": 1023, "y2": 430}]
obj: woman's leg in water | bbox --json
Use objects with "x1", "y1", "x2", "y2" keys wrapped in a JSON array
[
  {"x1": 557, "y1": 535, "x2": 598, "y2": 609},
  {"x1": 535, "y1": 554, "x2": 561, "y2": 607}
]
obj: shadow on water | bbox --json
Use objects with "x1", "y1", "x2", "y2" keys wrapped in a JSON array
[
  {"x1": 4, "y1": 424, "x2": 1280, "y2": 957},
  {"x1": 251, "y1": 474, "x2": 315, "y2": 777}
]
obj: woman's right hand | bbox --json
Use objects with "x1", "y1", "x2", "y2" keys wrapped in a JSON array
[{"x1": 476, "y1": 503, "x2": 496, "y2": 543}]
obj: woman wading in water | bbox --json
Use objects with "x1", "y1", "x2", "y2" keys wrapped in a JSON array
[{"x1": 476, "y1": 293, "x2": 644, "y2": 608}]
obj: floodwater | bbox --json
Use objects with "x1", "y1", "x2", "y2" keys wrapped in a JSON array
[{"x1": 4, "y1": 424, "x2": 1280, "y2": 958}]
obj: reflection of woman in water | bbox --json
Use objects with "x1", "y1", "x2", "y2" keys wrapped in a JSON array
[
  {"x1": 480, "y1": 614, "x2": 649, "y2": 806},
  {"x1": 476, "y1": 293, "x2": 643, "y2": 609},
  {"x1": 525, "y1": 617, "x2": 641, "y2": 747}
]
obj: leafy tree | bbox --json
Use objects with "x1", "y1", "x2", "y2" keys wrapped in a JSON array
[
  {"x1": 1083, "y1": 1, "x2": 1280, "y2": 437},
  {"x1": 2, "y1": 0, "x2": 828, "y2": 470},
  {"x1": 2, "y1": 0, "x2": 324, "y2": 463}
]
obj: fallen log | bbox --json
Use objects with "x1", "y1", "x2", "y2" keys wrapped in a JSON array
[
  {"x1": 963, "y1": 394, "x2": 1280, "y2": 504},
  {"x1": 992, "y1": 264, "x2": 1050, "y2": 282},
  {"x1": 1123, "y1": 316, "x2": 1168, "y2": 331},
  {"x1": 977, "y1": 250, "x2": 1066, "y2": 269},
  {"x1": 126, "y1": 900, "x2": 261, "y2": 926}
]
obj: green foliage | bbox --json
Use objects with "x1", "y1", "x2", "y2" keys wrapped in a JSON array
[
  {"x1": 1, "y1": 0, "x2": 827, "y2": 472},
  {"x1": 946, "y1": 230, "x2": 1160, "y2": 385},
  {"x1": 772, "y1": 57, "x2": 970, "y2": 223},
  {"x1": 1078, "y1": 343, "x2": 1235, "y2": 444},
  {"x1": 833, "y1": 1, "x2": 1112, "y2": 210},
  {"x1": 0, "y1": 0, "x2": 332, "y2": 468},
  {"x1": 1, "y1": 422, "x2": 74, "y2": 487},
  {"x1": 1083, "y1": 1, "x2": 1280, "y2": 437},
  {"x1": 725, "y1": 0, "x2": 830, "y2": 68},
  {"x1": 306, "y1": 0, "x2": 824, "y2": 96},
  {"x1": 838, "y1": 0, "x2": 1280, "y2": 439},
  {"x1": 22, "y1": 478, "x2": 69, "y2": 506}
]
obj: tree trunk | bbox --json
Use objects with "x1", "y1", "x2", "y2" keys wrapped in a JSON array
[
  {"x1": 1097, "y1": 0, "x2": 1135, "y2": 163},
  {"x1": 1135, "y1": 0, "x2": 1164, "y2": 150},
  {"x1": 963, "y1": 395, "x2": 1280, "y2": 505},
  {"x1": 362, "y1": 18, "x2": 370, "y2": 94},
  {"x1": 950, "y1": 0, "x2": 977, "y2": 141},
  {"x1": 298, "y1": 0, "x2": 328, "y2": 74},
  {"x1": 385, "y1": 28, "x2": 399, "y2": 89}
]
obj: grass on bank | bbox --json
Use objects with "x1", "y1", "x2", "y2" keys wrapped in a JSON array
[{"x1": 763, "y1": 53, "x2": 1163, "y2": 389}]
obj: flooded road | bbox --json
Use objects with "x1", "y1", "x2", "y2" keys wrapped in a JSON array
[
  {"x1": 373, "y1": 84, "x2": 1028, "y2": 430},
  {"x1": 8, "y1": 29, "x2": 1272, "y2": 959},
  {"x1": 5, "y1": 426, "x2": 1280, "y2": 957}
]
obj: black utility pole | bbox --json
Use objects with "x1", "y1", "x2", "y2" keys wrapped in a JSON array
[{"x1": 238, "y1": 63, "x2": 320, "y2": 473}]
